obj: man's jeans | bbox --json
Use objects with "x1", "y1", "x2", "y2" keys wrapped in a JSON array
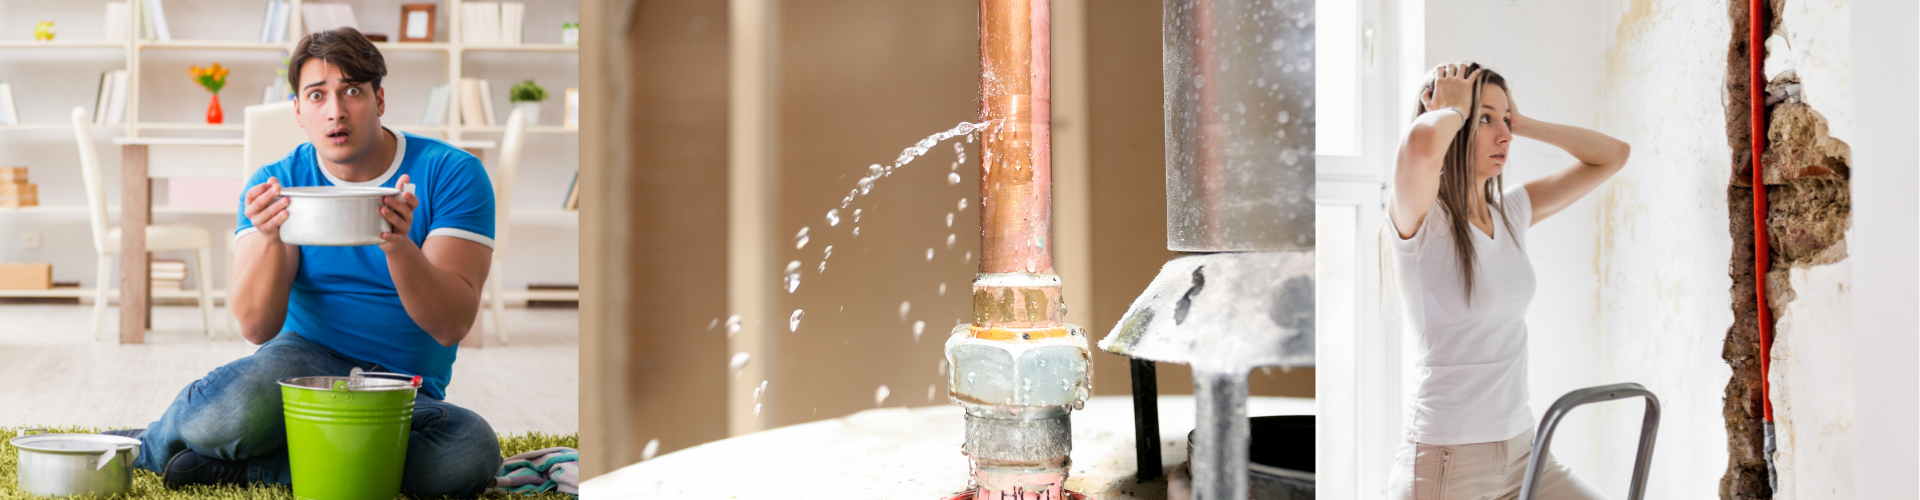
[{"x1": 133, "y1": 332, "x2": 500, "y2": 497}]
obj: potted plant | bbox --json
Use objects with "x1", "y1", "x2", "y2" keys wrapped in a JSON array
[
  {"x1": 190, "y1": 63, "x2": 228, "y2": 124},
  {"x1": 508, "y1": 79, "x2": 547, "y2": 126}
]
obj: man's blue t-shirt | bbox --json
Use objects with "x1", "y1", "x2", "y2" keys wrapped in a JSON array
[{"x1": 236, "y1": 128, "x2": 494, "y2": 400}]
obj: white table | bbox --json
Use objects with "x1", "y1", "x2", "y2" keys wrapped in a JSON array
[
  {"x1": 583, "y1": 395, "x2": 1315, "y2": 499},
  {"x1": 110, "y1": 136, "x2": 496, "y2": 344}
]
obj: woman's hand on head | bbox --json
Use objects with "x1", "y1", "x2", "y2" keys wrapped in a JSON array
[{"x1": 1422, "y1": 63, "x2": 1483, "y2": 117}]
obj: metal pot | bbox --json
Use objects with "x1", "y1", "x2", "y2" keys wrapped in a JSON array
[
  {"x1": 277, "y1": 185, "x2": 404, "y2": 246},
  {"x1": 10, "y1": 428, "x2": 142, "y2": 498}
]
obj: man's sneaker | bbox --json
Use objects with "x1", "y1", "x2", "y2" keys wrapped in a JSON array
[
  {"x1": 161, "y1": 450, "x2": 248, "y2": 488},
  {"x1": 98, "y1": 428, "x2": 144, "y2": 439}
]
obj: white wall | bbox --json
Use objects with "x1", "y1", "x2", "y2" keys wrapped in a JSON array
[
  {"x1": 0, "y1": 0, "x2": 579, "y2": 304},
  {"x1": 1421, "y1": 0, "x2": 1733, "y2": 496},
  {"x1": 1412, "y1": 1, "x2": 1906, "y2": 499},
  {"x1": 1845, "y1": 0, "x2": 1919, "y2": 496}
]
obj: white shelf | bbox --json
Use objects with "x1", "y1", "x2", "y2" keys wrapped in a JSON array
[
  {"x1": 461, "y1": 125, "x2": 578, "y2": 135},
  {"x1": 0, "y1": 40, "x2": 127, "y2": 49},
  {"x1": 0, "y1": 288, "x2": 225, "y2": 300},
  {"x1": 461, "y1": 44, "x2": 579, "y2": 53},
  {"x1": 376, "y1": 42, "x2": 453, "y2": 52},
  {"x1": 0, "y1": 124, "x2": 126, "y2": 131},
  {"x1": 0, "y1": 205, "x2": 232, "y2": 215},
  {"x1": 135, "y1": 123, "x2": 245, "y2": 132},
  {"x1": 138, "y1": 40, "x2": 291, "y2": 51}
]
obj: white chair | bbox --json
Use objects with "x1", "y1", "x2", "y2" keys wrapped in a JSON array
[
  {"x1": 70, "y1": 107, "x2": 219, "y2": 341},
  {"x1": 485, "y1": 109, "x2": 528, "y2": 345},
  {"x1": 233, "y1": 102, "x2": 305, "y2": 334}
]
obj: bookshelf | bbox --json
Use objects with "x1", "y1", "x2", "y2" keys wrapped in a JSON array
[
  {"x1": 0, "y1": 0, "x2": 579, "y2": 140},
  {"x1": 0, "y1": 0, "x2": 581, "y2": 302}
]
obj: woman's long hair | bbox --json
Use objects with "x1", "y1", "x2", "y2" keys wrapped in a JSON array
[{"x1": 1384, "y1": 61, "x2": 1517, "y2": 302}]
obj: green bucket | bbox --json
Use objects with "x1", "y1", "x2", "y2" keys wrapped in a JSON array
[{"x1": 278, "y1": 370, "x2": 420, "y2": 500}]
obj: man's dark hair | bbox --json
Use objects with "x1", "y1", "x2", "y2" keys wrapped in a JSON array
[{"x1": 288, "y1": 27, "x2": 388, "y2": 95}]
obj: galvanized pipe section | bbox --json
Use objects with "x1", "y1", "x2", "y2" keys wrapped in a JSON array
[
  {"x1": 1193, "y1": 369, "x2": 1251, "y2": 500},
  {"x1": 1163, "y1": 0, "x2": 1316, "y2": 252}
]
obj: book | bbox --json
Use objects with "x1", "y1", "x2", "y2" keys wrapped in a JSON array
[
  {"x1": 105, "y1": 3, "x2": 130, "y2": 42},
  {"x1": 92, "y1": 72, "x2": 114, "y2": 125},
  {"x1": 104, "y1": 70, "x2": 130, "y2": 126},
  {"x1": 563, "y1": 171, "x2": 579, "y2": 211},
  {"x1": 143, "y1": 0, "x2": 172, "y2": 41},
  {"x1": 460, "y1": 78, "x2": 484, "y2": 126},
  {"x1": 502, "y1": 2, "x2": 524, "y2": 44},
  {"x1": 463, "y1": 2, "x2": 501, "y2": 44},
  {"x1": 477, "y1": 78, "x2": 497, "y2": 126},
  {"x1": 259, "y1": 0, "x2": 292, "y2": 42},
  {"x1": 0, "y1": 84, "x2": 16, "y2": 126}
]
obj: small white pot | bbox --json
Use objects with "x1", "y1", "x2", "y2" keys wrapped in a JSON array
[
  {"x1": 514, "y1": 101, "x2": 541, "y2": 126},
  {"x1": 277, "y1": 186, "x2": 403, "y2": 246}
]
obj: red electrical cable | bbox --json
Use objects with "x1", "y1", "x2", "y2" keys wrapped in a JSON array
[{"x1": 1750, "y1": 0, "x2": 1773, "y2": 424}]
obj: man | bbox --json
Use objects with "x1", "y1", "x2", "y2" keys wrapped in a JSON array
[{"x1": 113, "y1": 27, "x2": 501, "y2": 496}]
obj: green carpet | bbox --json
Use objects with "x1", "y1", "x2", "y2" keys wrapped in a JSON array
[{"x1": 1, "y1": 426, "x2": 577, "y2": 499}]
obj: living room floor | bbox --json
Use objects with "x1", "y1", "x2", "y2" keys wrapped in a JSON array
[{"x1": 0, "y1": 304, "x2": 577, "y2": 435}]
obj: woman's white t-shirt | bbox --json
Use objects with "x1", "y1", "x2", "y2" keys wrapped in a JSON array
[{"x1": 1388, "y1": 185, "x2": 1537, "y2": 445}]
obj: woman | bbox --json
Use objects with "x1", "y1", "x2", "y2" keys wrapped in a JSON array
[{"x1": 1384, "y1": 62, "x2": 1630, "y2": 499}]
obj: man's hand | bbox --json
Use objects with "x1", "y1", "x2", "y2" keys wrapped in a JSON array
[
  {"x1": 244, "y1": 177, "x2": 291, "y2": 241},
  {"x1": 379, "y1": 174, "x2": 421, "y2": 253}
]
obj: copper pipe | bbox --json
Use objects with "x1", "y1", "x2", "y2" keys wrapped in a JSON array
[{"x1": 978, "y1": 0, "x2": 1053, "y2": 279}]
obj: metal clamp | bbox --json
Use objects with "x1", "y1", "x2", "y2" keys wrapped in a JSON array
[{"x1": 1520, "y1": 383, "x2": 1661, "y2": 500}]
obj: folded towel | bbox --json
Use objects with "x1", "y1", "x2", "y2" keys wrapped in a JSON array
[{"x1": 489, "y1": 446, "x2": 579, "y2": 497}]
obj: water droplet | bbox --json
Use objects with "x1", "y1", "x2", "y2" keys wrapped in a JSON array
[
  {"x1": 948, "y1": 172, "x2": 962, "y2": 185},
  {"x1": 964, "y1": 251, "x2": 973, "y2": 262},
  {"x1": 946, "y1": 213, "x2": 955, "y2": 227},
  {"x1": 926, "y1": 248, "x2": 935, "y2": 261},
  {"x1": 784, "y1": 260, "x2": 802, "y2": 293},
  {"x1": 1277, "y1": 110, "x2": 1291, "y2": 124},
  {"x1": 852, "y1": 209, "x2": 862, "y2": 222},
  {"x1": 753, "y1": 403, "x2": 762, "y2": 416},
  {"x1": 913, "y1": 321, "x2": 926, "y2": 341},
  {"x1": 966, "y1": 372, "x2": 977, "y2": 383},
  {"x1": 938, "y1": 283, "x2": 947, "y2": 296},
  {"x1": 789, "y1": 309, "x2": 804, "y2": 332},
  {"x1": 939, "y1": 360, "x2": 948, "y2": 376},
  {"x1": 947, "y1": 233, "x2": 956, "y2": 248},
  {"x1": 753, "y1": 380, "x2": 767, "y2": 401},
  {"x1": 818, "y1": 261, "x2": 827, "y2": 273},
  {"x1": 869, "y1": 164, "x2": 883, "y2": 177},
  {"x1": 954, "y1": 142, "x2": 966, "y2": 164},
  {"x1": 874, "y1": 385, "x2": 891, "y2": 406},
  {"x1": 958, "y1": 198, "x2": 968, "y2": 211},
  {"x1": 826, "y1": 209, "x2": 841, "y2": 226},
  {"x1": 794, "y1": 235, "x2": 809, "y2": 249},
  {"x1": 927, "y1": 384, "x2": 937, "y2": 401},
  {"x1": 642, "y1": 438, "x2": 660, "y2": 461},
  {"x1": 898, "y1": 301, "x2": 912, "y2": 322},
  {"x1": 729, "y1": 352, "x2": 751, "y2": 372},
  {"x1": 852, "y1": 227, "x2": 861, "y2": 237},
  {"x1": 725, "y1": 315, "x2": 742, "y2": 337},
  {"x1": 707, "y1": 318, "x2": 719, "y2": 330},
  {"x1": 857, "y1": 177, "x2": 874, "y2": 195},
  {"x1": 1281, "y1": 148, "x2": 1300, "y2": 166},
  {"x1": 795, "y1": 227, "x2": 809, "y2": 238},
  {"x1": 1024, "y1": 378, "x2": 1032, "y2": 392}
]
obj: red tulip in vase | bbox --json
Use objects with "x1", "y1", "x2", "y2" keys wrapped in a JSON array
[{"x1": 191, "y1": 63, "x2": 228, "y2": 124}]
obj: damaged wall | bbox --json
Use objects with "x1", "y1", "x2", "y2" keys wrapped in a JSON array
[{"x1": 1749, "y1": 0, "x2": 1857, "y2": 498}]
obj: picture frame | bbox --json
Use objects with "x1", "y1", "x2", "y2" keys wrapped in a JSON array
[
  {"x1": 400, "y1": 4, "x2": 436, "y2": 43},
  {"x1": 564, "y1": 88, "x2": 579, "y2": 129}
]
